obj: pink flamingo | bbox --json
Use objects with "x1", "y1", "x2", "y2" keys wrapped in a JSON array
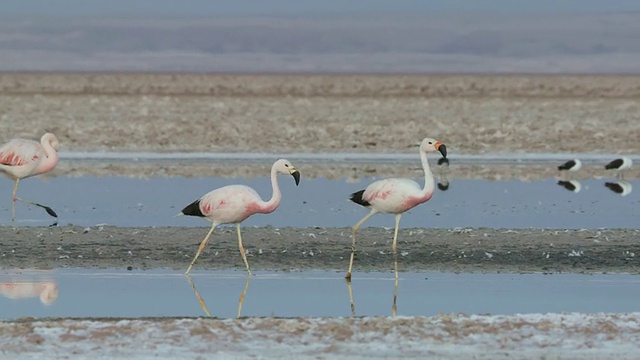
[
  {"x1": 0, "y1": 133, "x2": 59, "y2": 222},
  {"x1": 346, "y1": 137, "x2": 447, "y2": 280},
  {"x1": 180, "y1": 159, "x2": 300, "y2": 275}
]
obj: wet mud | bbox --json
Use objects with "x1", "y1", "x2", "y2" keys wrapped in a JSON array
[{"x1": 1, "y1": 226, "x2": 638, "y2": 274}]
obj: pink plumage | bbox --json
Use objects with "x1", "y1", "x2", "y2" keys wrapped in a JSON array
[
  {"x1": 360, "y1": 178, "x2": 433, "y2": 214},
  {"x1": 181, "y1": 159, "x2": 301, "y2": 275},
  {"x1": 0, "y1": 133, "x2": 59, "y2": 221},
  {"x1": 346, "y1": 137, "x2": 447, "y2": 280},
  {"x1": 197, "y1": 185, "x2": 278, "y2": 223}
]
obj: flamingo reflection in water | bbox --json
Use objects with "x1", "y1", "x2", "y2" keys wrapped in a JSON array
[
  {"x1": 0, "y1": 280, "x2": 59, "y2": 305},
  {"x1": 186, "y1": 275, "x2": 251, "y2": 319},
  {"x1": 346, "y1": 256, "x2": 400, "y2": 317},
  {"x1": 437, "y1": 157, "x2": 450, "y2": 191}
]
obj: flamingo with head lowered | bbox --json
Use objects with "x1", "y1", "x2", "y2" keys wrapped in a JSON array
[
  {"x1": 180, "y1": 159, "x2": 301, "y2": 275},
  {"x1": 0, "y1": 133, "x2": 59, "y2": 222},
  {"x1": 346, "y1": 137, "x2": 447, "y2": 280}
]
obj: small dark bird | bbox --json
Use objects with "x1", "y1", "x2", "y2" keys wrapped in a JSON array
[
  {"x1": 605, "y1": 157, "x2": 632, "y2": 170},
  {"x1": 558, "y1": 159, "x2": 582, "y2": 172},
  {"x1": 605, "y1": 157, "x2": 633, "y2": 179}
]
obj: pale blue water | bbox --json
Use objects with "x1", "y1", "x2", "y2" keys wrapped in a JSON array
[
  {"x1": 0, "y1": 175, "x2": 637, "y2": 229},
  {"x1": 1, "y1": 269, "x2": 639, "y2": 320}
]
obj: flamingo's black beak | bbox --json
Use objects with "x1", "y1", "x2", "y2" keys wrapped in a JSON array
[
  {"x1": 436, "y1": 142, "x2": 447, "y2": 158},
  {"x1": 290, "y1": 169, "x2": 301, "y2": 186}
]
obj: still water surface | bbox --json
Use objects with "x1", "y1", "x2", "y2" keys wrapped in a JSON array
[
  {"x1": 1, "y1": 269, "x2": 639, "y2": 320},
  {"x1": 0, "y1": 175, "x2": 637, "y2": 229}
]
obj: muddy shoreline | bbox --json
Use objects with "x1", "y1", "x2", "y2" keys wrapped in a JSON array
[{"x1": 1, "y1": 226, "x2": 638, "y2": 274}]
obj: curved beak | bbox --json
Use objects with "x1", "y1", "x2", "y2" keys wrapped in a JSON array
[
  {"x1": 289, "y1": 167, "x2": 301, "y2": 186},
  {"x1": 435, "y1": 141, "x2": 447, "y2": 158}
]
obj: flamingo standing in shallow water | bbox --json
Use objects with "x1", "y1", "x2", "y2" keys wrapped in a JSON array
[
  {"x1": 0, "y1": 133, "x2": 59, "y2": 222},
  {"x1": 180, "y1": 159, "x2": 300, "y2": 275},
  {"x1": 346, "y1": 137, "x2": 447, "y2": 280}
]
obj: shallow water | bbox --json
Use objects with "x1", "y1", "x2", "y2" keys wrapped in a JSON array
[
  {"x1": 60, "y1": 151, "x2": 640, "y2": 165},
  {"x1": 1, "y1": 269, "x2": 639, "y2": 320},
  {"x1": 0, "y1": 175, "x2": 637, "y2": 228}
]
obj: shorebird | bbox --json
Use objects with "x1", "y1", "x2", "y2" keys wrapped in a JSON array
[
  {"x1": 180, "y1": 159, "x2": 300, "y2": 275},
  {"x1": 346, "y1": 137, "x2": 447, "y2": 280},
  {"x1": 558, "y1": 159, "x2": 582, "y2": 172},
  {"x1": 0, "y1": 133, "x2": 59, "y2": 222},
  {"x1": 605, "y1": 157, "x2": 633, "y2": 179}
]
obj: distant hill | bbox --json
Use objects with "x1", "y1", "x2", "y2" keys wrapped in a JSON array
[{"x1": 1, "y1": 13, "x2": 640, "y2": 73}]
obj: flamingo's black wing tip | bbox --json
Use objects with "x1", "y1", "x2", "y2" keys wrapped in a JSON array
[
  {"x1": 181, "y1": 199, "x2": 205, "y2": 217},
  {"x1": 349, "y1": 190, "x2": 370, "y2": 207}
]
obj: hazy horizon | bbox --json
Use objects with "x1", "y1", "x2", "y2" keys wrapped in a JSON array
[
  {"x1": 3, "y1": 0, "x2": 640, "y2": 16},
  {"x1": 2, "y1": 1, "x2": 640, "y2": 73}
]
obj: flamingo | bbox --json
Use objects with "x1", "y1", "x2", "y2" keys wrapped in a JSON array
[
  {"x1": 180, "y1": 159, "x2": 300, "y2": 275},
  {"x1": 0, "y1": 133, "x2": 59, "y2": 222},
  {"x1": 346, "y1": 137, "x2": 447, "y2": 280}
]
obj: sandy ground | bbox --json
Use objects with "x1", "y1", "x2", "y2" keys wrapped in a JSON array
[
  {"x1": 1, "y1": 73, "x2": 639, "y2": 156},
  {"x1": 1, "y1": 73, "x2": 639, "y2": 181},
  {"x1": 1, "y1": 226, "x2": 638, "y2": 275},
  {"x1": 1, "y1": 74, "x2": 639, "y2": 358}
]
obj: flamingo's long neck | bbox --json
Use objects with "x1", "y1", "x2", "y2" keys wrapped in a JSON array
[
  {"x1": 36, "y1": 136, "x2": 59, "y2": 174},
  {"x1": 261, "y1": 165, "x2": 282, "y2": 214},
  {"x1": 420, "y1": 150, "x2": 435, "y2": 199}
]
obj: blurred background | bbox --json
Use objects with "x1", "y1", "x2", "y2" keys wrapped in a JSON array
[{"x1": 2, "y1": 0, "x2": 640, "y2": 73}]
